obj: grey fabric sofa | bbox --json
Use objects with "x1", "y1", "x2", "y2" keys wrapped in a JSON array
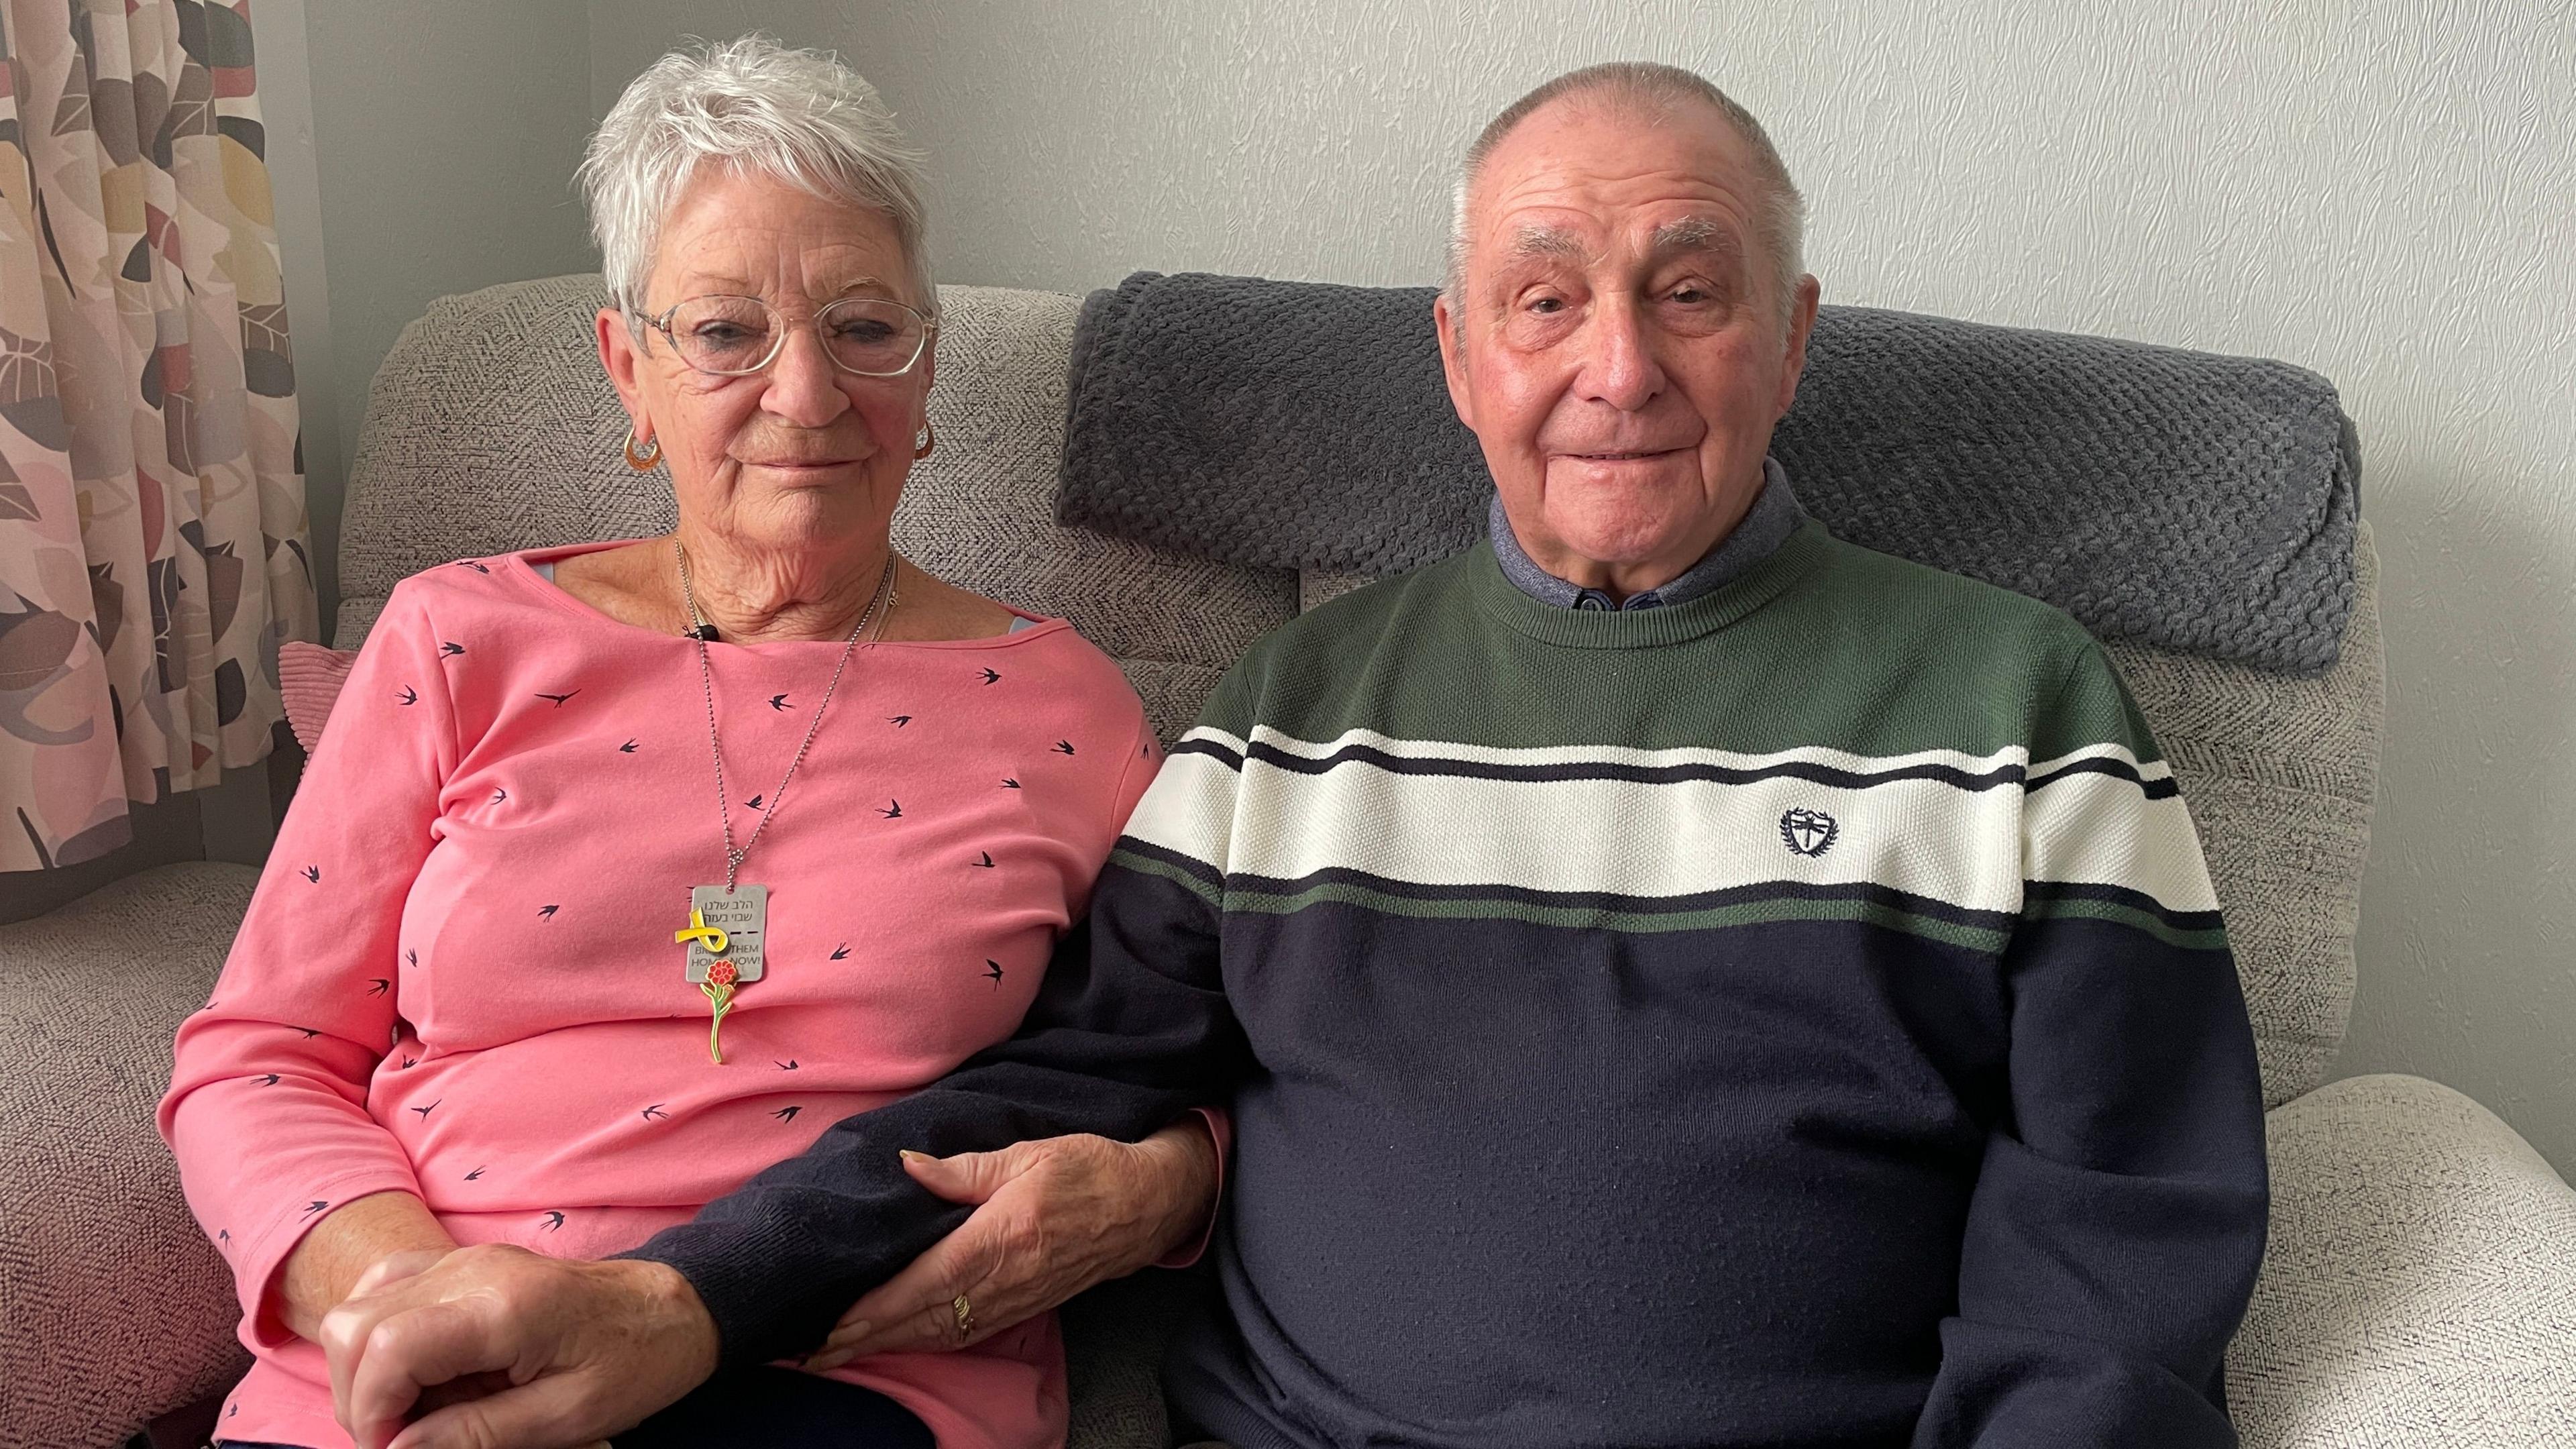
[{"x1": 6, "y1": 274, "x2": 2571, "y2": 1449}]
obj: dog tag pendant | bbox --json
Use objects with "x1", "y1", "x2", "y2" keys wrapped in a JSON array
[
  {"x1": 680, "y1": 885, "x2": 767, "y2": 983},
  {"x1": 678, "y1": 885, "x2": 766, "y2": 1063}
]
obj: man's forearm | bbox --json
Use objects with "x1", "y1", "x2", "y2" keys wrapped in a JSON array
[
  {"x1": 624, "y1": 1065, "x2": 1210, "y2": 1364},
  {"x1": 622, "y1": 867, "x2": 1246, "y2": 1366}
]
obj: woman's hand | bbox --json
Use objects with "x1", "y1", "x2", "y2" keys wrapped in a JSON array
[{"x1": 802, "y1": 1118, "x2": 1221, "y2": 1368}]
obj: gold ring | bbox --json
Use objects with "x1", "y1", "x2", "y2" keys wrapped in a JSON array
[{"x1": 951, "y1": 1293, "x2": 975, "y2": 1339}]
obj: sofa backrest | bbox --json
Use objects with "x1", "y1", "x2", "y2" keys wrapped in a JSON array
[
  {"x1": 340, "y1": 274, "x2": 2377, "y2": 1108},
  {"x1": 337, "y1": 276, "x2": 1297, "y2": 743}
]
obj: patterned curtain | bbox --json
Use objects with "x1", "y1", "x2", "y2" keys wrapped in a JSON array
[{"x1": 0, "y1": 0, "x2": 314, "y2": 871}]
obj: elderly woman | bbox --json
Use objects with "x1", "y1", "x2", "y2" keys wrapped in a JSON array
[{"x1": 160, "y1": 38, "x2": 1217, "y2": 1449}]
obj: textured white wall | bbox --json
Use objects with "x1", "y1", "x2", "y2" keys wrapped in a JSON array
[
  {"x1": 595, "y1": 0, "x2": 2576, "y2": 1171},
  {"x1": 305, "y1": 4, "x2": 601, "y2": 616}
]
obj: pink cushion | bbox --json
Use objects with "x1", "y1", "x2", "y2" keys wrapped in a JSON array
[{"x1": 278, "y1": 641, "x2": 358, "y2": 752}]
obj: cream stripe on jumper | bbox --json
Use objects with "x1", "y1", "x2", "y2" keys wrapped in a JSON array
[{"x1": 1128, "y1": 727, "x2": 2217, "y2": 917}]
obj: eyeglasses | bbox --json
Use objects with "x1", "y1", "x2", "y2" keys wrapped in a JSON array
[{"x1": 643, "y1": 294, "x2": 937, "y2": 378}]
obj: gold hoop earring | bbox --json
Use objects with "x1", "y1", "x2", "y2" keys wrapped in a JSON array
[
  {"x1": 912, "y1": 423, "x2": 935, "y2": 462},
  {"x1": 625, "y1": 431, "x2": 661, "y2": 471}
]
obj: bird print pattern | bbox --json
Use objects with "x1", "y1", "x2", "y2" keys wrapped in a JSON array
[{"x1": 160, "y1": 549, "x2": 1162, "y2": 1438}]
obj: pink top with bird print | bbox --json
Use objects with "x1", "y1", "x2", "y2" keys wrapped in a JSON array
[{"x1": 160, "y1": 541, "x2": 1163, "y2": 1449}]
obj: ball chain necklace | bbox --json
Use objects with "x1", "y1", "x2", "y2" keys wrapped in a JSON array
[{"x1": 669, "y1": 536, "x2": 898, "y2": 1063}]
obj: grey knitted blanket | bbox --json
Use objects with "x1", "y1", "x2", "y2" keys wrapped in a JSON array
[{"x1": 1058, "y1": 271, "x2": 2361, "y2": 674}]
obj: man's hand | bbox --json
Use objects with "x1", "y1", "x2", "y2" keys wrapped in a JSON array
[
  {"x1": 803, "y1": 1120, "x2": 1220, "y2": 1369},
  {"x1": 318, "y1": 1242, "x2": 719, "y2": 1449}
]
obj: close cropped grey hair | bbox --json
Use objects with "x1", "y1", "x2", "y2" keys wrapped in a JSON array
[
  {"x1": 580, "y1": 34, "x2": 934, "y2": 327},
  {"x1": 1446, "y1": 62, "x2": 1807, "y2": 321}
]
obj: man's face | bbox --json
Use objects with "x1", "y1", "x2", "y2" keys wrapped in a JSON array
[{"x1": 1436, "y1": 97, "x2": 1820, "y2": 592}]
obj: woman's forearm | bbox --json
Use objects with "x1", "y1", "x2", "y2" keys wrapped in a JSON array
[{"x1": 277, "y1": 1189, "x2": 458, "y2": 1340}]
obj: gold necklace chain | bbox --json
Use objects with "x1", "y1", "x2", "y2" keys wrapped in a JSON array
[{"x1": 674, "y1": 537, "x2": 898, "y2": 892}]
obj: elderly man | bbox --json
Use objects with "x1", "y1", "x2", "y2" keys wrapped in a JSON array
[{"x1": 323, "y1": 62, "x2": 2264, "y2": 1449}]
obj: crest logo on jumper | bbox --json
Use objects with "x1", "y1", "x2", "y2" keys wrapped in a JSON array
[{"x1": 1779, "y1": 807, "x2": 1839, "y2": 857}]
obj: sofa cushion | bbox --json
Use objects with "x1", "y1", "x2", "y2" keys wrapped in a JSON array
[
  {"x1": 0, "y1": 862, "x2": 260, "y2": 1448},
  {"x1": 2230, "y1": 1074, "x2": 2576, "y2": 1446}
]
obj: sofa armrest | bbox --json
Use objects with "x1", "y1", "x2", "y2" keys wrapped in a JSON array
[
  {"x1": 2229, "y1": 1073, "x2": 2576, "y2": 1447},
  {"x1": 0, "y1": 861, "x2": 259, "y2": 1449}
]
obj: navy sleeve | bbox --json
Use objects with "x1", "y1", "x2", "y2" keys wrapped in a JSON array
[
  {"x1": 1911, "y1": 916, "x2": 2268, "y2": 1447},
  {"x1": 1915, "y1": 647, "x2": 2269, "y2": 1446},
  {"x1": 618, "y1": 859, "x2": 1244, "y2": 1366}
]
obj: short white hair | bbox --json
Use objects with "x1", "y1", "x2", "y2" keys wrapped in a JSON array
[
  {"x1": 580, "y1": 35, "x2": 934, "y2": 323},
  {"x1": 1446, "y1": 62, "x2": 1806, "y2": 321}
]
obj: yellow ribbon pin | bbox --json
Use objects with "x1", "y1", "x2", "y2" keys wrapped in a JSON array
[{"x1": 674, "y1": 907, "x2": 729, "y2": 955}]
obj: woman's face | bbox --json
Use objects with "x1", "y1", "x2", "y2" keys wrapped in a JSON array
[{"x1": 599, "y1": 166, "x2": 935, "y2": 559}]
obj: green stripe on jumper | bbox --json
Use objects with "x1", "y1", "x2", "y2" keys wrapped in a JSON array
[
  {"x1": 1110, "y1": 847, "x2": 1227, "y2": 909},
  {"x1": 2023, "y1": 894, "x2": 2231, "y2": 952},
  {"x1": 1218, "y1": 876, "x2": 2015, "y2": 953}
]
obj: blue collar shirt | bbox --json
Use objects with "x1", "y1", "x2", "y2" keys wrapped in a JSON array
[{"x1": 1489, "y1": 455, "x2": 1808, "y2": 610}]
